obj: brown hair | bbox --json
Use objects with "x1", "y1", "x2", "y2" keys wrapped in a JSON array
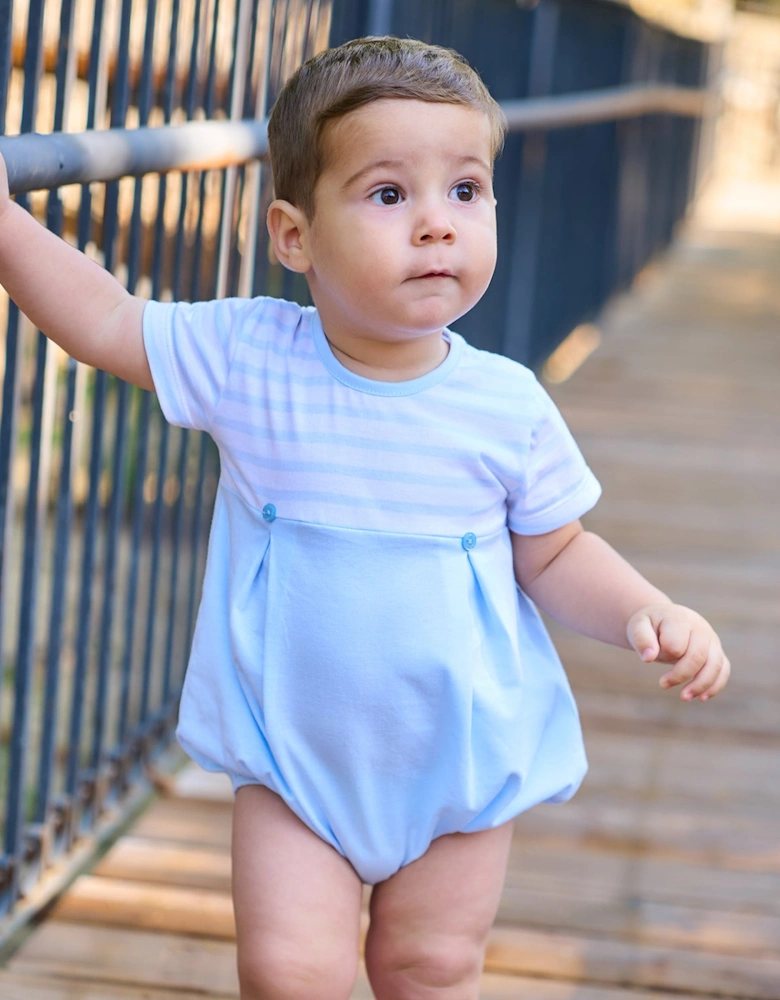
[{"x1": 267, "y1": 36, "x2": 507, "y2": 219}]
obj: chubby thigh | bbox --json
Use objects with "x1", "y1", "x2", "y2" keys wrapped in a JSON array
[
  {"x1": 365, "y1": 820, "x2": 514, "y2": 999},
  {"x1": 231, "y1": 783, "x2": 513, "y2": 1000},
  {"x1": 232, "y1": 784, "x2": 363, "y2": 1000}
]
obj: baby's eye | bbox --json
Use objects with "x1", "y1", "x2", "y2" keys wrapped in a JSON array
[
  {"x1": 450, "y1": 181, "x2": 480, "y2": 203},
  {"x1": 370, "y1": 186, "x2": 403, "y2": 206}
]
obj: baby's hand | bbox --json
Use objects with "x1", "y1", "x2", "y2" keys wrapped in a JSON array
[{"x1": 626, "y1": 603, "x2": 730, "y2": 702}]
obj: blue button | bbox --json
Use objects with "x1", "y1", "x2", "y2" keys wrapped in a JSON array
[
  {"x1": 461, "y1": 532, "x2": 477, "y2": 551},
  {"x1": 262, "y1": 503, "x2": 277, "y2": 522}
]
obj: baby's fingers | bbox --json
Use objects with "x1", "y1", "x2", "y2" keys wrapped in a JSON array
[
  {"x1": 658, "y1": 629, "x2": 710, "y2": 691},
  {"x1": 681, "y1": 649, "x2": 731, "y2": 702}
]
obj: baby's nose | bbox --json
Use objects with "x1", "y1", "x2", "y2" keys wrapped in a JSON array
[{"x1": 414, "y1": 209, "x2": 456, "y2": 244}]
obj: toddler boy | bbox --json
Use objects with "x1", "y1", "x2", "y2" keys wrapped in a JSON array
[{"x1": 0, "y1": 36, "x2": 728, "y2": 1000}]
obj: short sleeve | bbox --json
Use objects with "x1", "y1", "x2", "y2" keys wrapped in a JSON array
[
  {"x1": 142, "y1": 297, "x2": 253, "y2": 432},
  {"x1": 507, "y1": 379, "x2": 601, "y2": 535}
]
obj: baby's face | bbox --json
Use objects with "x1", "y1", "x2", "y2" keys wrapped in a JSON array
[{"x1": 306, "y1": 99, "x2": 497, "y2": 344}]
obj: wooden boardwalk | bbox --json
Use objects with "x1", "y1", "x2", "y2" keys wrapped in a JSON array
[{"x1": 1, "y1": 220, "x2": 779, "y2": 998}]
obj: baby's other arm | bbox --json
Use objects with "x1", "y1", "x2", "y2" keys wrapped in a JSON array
[
  {"x1": 0, "y1": 153, "x2": 152, "y2": 390},
  {"x1": 511, "y1": 521, "x2": 730, "y2": 702}
]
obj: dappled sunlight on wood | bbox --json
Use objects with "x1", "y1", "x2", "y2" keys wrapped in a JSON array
[{"x1": 542, "y1": 323, "x2": 602, "y2": 384}]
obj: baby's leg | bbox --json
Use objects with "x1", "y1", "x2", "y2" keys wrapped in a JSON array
[
  {"x1": 231, "y1": 785, "x2": 363, "y2": 1000},
  {"x1": 365, "y1": 822, "x2": 514, "y2": 1000}
]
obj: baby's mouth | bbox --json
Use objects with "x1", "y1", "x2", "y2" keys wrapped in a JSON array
[{"x1": 411, "y1": 270, "x2": 455, "y2": 279}]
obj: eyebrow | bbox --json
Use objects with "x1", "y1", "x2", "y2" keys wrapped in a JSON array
[
  {"x1": 341, "y1": 154, "x2": 492, "y2": 191},
  {"x1": 454, "y1": 155, "x2": 492, "y2": 174},
  {"x1": 341, "y1": 159, "x2": 404, "y2": 191}
]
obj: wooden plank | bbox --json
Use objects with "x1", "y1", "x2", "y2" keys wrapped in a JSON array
[
  {"x1": 0, "y1": 971, "x2": 236, "y2": 999},
  {"x1": 507, "y1": 835, "x2": 780, "y2": 898},
  {"x1": 514, "y1": 795, "x2": 780, "y2": 868},
  {"x1": 576, "y1": 692, "x2": 780, "y2": 747},
  {"x1": 484, "y1": 925, "x2": 780, "y2": 998},
  {"x1": 495, "y1": 892, "x2": 780, "y2": 958},
  {"x1": 49, "y1": 876, "x2": 236, "y2": 939},
  {"x1": 362, "y1": 971, "x2": 755, "y2": 1000},
  {"x1": 579, "y1": 733, "x2": 780, "y2": 806},
  {"x1": 9, "y1": 922, "x2": 239, "y2": 995},
  {"x1": 475, "y1": 974, "x2": 734, "y2": 999},
  {"x1": 501, "y1": 846, "x2": 780, "y2": 925},
  {"x1": 94, "y1": 836, "x2": 231, "y2": 891},
  {"x1": 130, "y1": 797, "x2": 232, "y2": 850}
]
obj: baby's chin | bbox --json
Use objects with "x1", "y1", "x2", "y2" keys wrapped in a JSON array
[
  {"x1": 385, "y1": 300, "x2": 471, "y2": 336},
  {"x1": 375, "y1": 318, "x2": 457, "y2": 342}
]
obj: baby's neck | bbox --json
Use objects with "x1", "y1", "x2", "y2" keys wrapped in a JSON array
[{"x1": 324, "y1": 328, "x2": 450, "y2": 383}]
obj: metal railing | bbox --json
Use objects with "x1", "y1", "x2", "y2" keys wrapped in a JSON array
[{"x1": 0, "y1": 0, "x2": 715, "y2": 941}]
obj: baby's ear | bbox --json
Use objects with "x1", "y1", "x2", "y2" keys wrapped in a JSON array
[{"x1": 266, "y1": 199, "x2": 312, "y2": 273}]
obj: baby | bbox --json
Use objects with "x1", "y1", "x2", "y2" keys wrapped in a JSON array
[{"x1": 0, "y1": 35, "x2": 729, "y2": 1000}]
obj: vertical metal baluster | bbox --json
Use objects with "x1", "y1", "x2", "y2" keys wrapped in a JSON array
[
  {"x1": 0, "y1": 0, "x2": 12, "y2": 135},
  {"x1": 87, "y1": 0, "x2": 139, "y2": 825},
  {"x1": 115, "y1": 402, "x2": 151, "y2": 760},
  {"x1": 35, "y1": 0, "x2": 79, "y2": 853},
  {"x1": 4, "y1": 0, "x2": 50, "y2": 908},
  {"x1": 139, "y1": 0, "x2": 184, "y2": 740},
  {"x1": 271, "y1": 0, "x2": 299, "y2": 301},
  {"x1": 237, "y1": 0, "x2": 273, "y2": 298},
  {"x1": 191, "y1": 0, "x2": 222, "y2": 300},
  {"x1": 65, "y1": 0, "x2": 110, "y2": 850},
  {"x1": 268, "y1": 0, "x2": 292, "y2": 116},
  {"x1": 160, "y1": 433, "x2": 186, "y2": 713},
  {"x1": 66, "y1": 373, "x2": 107, "y2": 842},
  {"x1": 215, "y1": 0, "x2": 252, "y2": 299},
  {"x1": 252, "y1": 0, "x2": 293, "y2": 297},
  {"x1": 116, "y1": 7, "x2": 179, "y2": 780},
  {"x1": 36, "y1": 366, "x2": 76, "y2": 840},
  {"x1": 313, "y1": 0, "x2": 333, "y2": 54},
  {"x1": 303, "y1": 0, "x2": 318, "y2": 60},
  {"x1": 138, "y1": 407, "x2": 168, "y2": 730},
  {"x1": 113, "y1": 0, "x2": 169, "y2": 791},
  {"x1": 366, "y1": 0, "x2": 392, "y2": 36},
  {"x1": 502, "y1": 0, "x2": 559, "y2": 365},
  {"x1": 227, "y1": 0, "x2": 260, "y2": 297}
]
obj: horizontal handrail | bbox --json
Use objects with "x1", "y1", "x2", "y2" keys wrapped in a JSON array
[
  {"x1": 501, "y1": 83, "x2": 710, "y2": 131},
  {"x1": 0, "y1": 83, "x2": 709, "y2": 195},
  {"x1": 0, "y1": 120, "x2": 270, "y2": 196}
]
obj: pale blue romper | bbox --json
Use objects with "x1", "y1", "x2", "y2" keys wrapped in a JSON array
[{"x1": 142, "y1": 294, "x2": 601, "y2": 885}]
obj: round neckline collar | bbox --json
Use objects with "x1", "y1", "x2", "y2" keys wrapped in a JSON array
[{"x1": 309, "y1": 309, "x2": 463, "y2": 396}]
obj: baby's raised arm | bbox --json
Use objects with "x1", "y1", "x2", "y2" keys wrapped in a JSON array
[{"x1": 0, "y1": 153, "x2": 153, "y2": 391}]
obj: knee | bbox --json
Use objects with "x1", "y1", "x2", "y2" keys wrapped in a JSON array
[
  {"x1": 366, "y1": 932, "x2": 483, "y2": 998},
  {"x1": 237, "y1": 940, "x2": 357, "y2": 1000}
]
